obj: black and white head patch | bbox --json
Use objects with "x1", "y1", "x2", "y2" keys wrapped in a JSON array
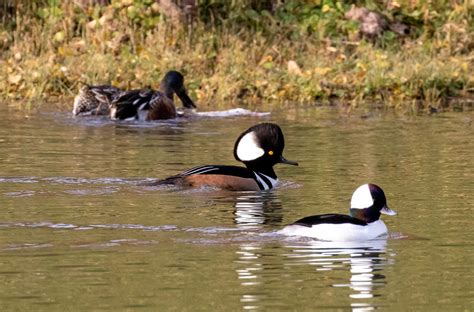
[
  {"x1": 235, "y1": 131, "x2": 265, "y2": 162},
  {"x1": 350, "y1": 184, "x2": 374, "y2": 209}
]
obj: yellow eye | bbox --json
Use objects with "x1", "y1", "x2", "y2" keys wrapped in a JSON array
[{"x1": 268, "y1": 150, "x2": 274, "y2": 155}]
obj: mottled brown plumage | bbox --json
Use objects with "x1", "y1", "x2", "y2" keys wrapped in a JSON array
[
  {"x1": 110, "y1": 71, "x2": 196, "y2": 121},
  {"x1": 72, "y1": 70, "x2": 196, "y2": 121},
  {"x1": 72, "y1": 84, "x2": 121, "y2": 116}
]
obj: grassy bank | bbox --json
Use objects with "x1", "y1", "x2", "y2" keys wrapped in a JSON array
[{"x1": 0, "y1": 0, "x2": 473, "y2": 113}]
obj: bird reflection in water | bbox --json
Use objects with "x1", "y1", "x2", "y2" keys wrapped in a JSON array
[
  {"x1": 234, "y1": 238, "x2": 393, "y2": 311},
  {"x1": 285, "y1": 239, "x2": 392, "y2": 311},
  {"x1": 233, "y1": 192, "x2": 283, "y2": 229}
]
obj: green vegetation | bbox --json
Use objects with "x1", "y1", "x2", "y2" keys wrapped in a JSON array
[{"x1": 0, "y1": 0, "x2": 472, "y2": 113}]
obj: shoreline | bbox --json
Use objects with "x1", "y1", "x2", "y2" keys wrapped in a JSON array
[{"x1": 1, "y1": 1, "x2": 472, "y2": 113}]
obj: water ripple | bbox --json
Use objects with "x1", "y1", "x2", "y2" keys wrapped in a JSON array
[
  {"x1": 0, "y1": 177, "x2": 39, "y2": 184},
  {"x1": 63, "y1": 187, "x2": 119, "y2": 196},
  {"x1": 196, "y1": 108, "x2": 270, "y2": 118},
  {"x1": 0, "y1": 175, "x2": 151, "y2": 185},
  {"x1": 4, "y1": 190, "x2": 37, "y2": 197},
  {"x1": 0, "y1": 221, "x2": 178, "y2": 232},
  {"x1": 3, "y1": 243, "x2": 54, "y2": 251}
]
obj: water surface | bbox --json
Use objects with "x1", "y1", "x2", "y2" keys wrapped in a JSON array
[{"x1": 0, "y1": 106, "x2": 473, "y2": 310}]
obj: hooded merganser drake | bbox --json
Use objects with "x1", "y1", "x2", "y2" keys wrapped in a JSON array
[
  {"x1": 72, "y1": 84, "x2": 122, "y2": 116},
  {"x1": 155, "y1": 123, "x2": 298, "y2": 191},
  {"x1": 110, "y1": 70, "x2": 196, "y2": 121},
  {"x1": 279, "y1": 184, "x2": 397, "y2": 241}
]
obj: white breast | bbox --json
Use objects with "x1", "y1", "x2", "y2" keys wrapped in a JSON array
[
  {"x1": 278, "y1": 220, "x2": 388, "y2": 241},
  {"x1": 138, "y1": 109, "x2": 149, "y2": 121},
  {"x1": 253, "y1": 172, "x2": 279, "y2": 190}
]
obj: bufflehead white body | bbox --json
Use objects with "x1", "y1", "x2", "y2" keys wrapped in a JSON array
[
  {"x1": 279, "y1": 184, "x2": 396, "y2": 241},
  {"x1": 280, "y1": 219, "x2": 388, "y2": 241}
]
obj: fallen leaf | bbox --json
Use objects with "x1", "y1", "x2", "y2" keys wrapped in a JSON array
[
  {"x1": 8, "y1": 74, "x2": 22, "y2": 85},
  {"x1": 287, "y1": 60, "x2": 303, "y2": 76}
]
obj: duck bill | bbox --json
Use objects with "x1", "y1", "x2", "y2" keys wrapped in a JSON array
[
  {"x1": 381, "y1": 205, "x2": 397, "y2": 216},
  {"x1": 176, "y1": 89, "x2": 196, "y2": 109},
  {"x1": 279, "y1": 156, "x2": 298, "y2": 166}
]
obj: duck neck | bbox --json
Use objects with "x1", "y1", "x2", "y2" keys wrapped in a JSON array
[
  {"x1": 244, "y1": 161, "x2": 277, "y2": 179},
  {"x1": 159, "y1": 83, "x2": 174, "y2": 100},
  {"x1": 350, "y1": 207, "x2": 381, "y2": 223},
  {"x1": 242, "y1": 162, "x2": 277, "y2": 190}
]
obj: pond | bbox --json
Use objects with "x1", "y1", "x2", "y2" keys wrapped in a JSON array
[{"x1": 0, "y1": 105, "x2": 473, "y2": 310}]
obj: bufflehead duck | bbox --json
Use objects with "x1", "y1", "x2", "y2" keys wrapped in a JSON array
[
  {"x1": 72, "y1": 84, "x2": 121, "y2": 116},
  {"x1": 110, "y1": 70, "x2": 196, "y2": 121},
  {"x1": 154, "y1": 123, "x2": 298, "y2": 191},
  {"x1": 279, "y1": 184, "x2": 396, "y2": 241}
]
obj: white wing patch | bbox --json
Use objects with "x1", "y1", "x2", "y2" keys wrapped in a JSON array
[
  {"x1": 236, "y1": 131, "x2": 264, "y2": 161},
  {"x1": 350, "y1": 184, "x2": 373, "y2": 209},
  {"x1": 278, "y1": 220, "x2": 388, "y2": 241}
]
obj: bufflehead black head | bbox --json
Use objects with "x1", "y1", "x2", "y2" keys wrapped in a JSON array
[
  {"x1": 160, "y1": 70, "x2": 196, "y2": 109},
  {"x1": 233, "y1": 123, "x2": 298, "y2": 171},
  {"x1": 349, "y1": 184, "x2": 396, "y2": 223}
]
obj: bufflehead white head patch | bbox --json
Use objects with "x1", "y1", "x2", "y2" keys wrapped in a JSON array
[
  {"x1": 350, "y1": 184, "x2": 373, "y2": 209},
  {"x1": 235, "y1": 131, "x2": 265, "y2": 161}
]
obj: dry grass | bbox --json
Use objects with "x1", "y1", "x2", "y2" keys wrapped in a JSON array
[{"x1": 0, "y1": 1, "x2": 472, "y2": 113}]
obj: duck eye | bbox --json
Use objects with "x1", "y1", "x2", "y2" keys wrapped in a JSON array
[{"x1": 268, "y1": 150, "x2": 274, "y2": 155}]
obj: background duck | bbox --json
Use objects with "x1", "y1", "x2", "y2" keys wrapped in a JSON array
[
  {"x1": 110, "y1": 70, "x2": 196, "y2": 121},
  {"x1": 279, "y1": 184, "x2": 397, "y2": 241},
  {"x1": 72, "y1": 84, "x2": 121, "y2": 116},
  {"x1": 152, "y1": 123, "x2": 298, "y2": 191}
]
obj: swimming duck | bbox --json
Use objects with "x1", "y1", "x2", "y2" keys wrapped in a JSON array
[
  {"x1": 279, "y1": 184, "x2": 396, "y2": 241},
  {"x1": 154, "y1": 123, "x2": 298, "y2": 191},
  {"x1": 110, "y1": 70, "x2": 196, "y2": 121},
  {"x1": 72, "y1": 84, "x2": 121, "y2": 116}
]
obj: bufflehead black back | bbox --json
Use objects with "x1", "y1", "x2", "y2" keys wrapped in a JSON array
[{"x1": 279, "y1": 184, "x2": 396, "y2": 241}]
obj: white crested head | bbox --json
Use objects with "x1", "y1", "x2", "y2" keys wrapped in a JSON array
[
  {"x1": 350, "y1": 184, "x2": 374, "y2": 209},
  {"x1": 235, "y1": 131, "x2": 265, "y2": 161}
]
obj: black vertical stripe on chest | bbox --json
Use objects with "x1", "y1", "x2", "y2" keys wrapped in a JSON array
[
  {"x1": 253, "y1": 176, "x2": 265, "y2": 190},
  {"x1": 253, "y1": 172, "x2": 277, "y2": 190},
  {"x1": 167, "y1": 166, "x2": 279, "y2": 191}
]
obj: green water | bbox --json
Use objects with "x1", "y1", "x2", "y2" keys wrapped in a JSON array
[{"x1": 0, "y1": 107, "x2": 473, "y2": 311}]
